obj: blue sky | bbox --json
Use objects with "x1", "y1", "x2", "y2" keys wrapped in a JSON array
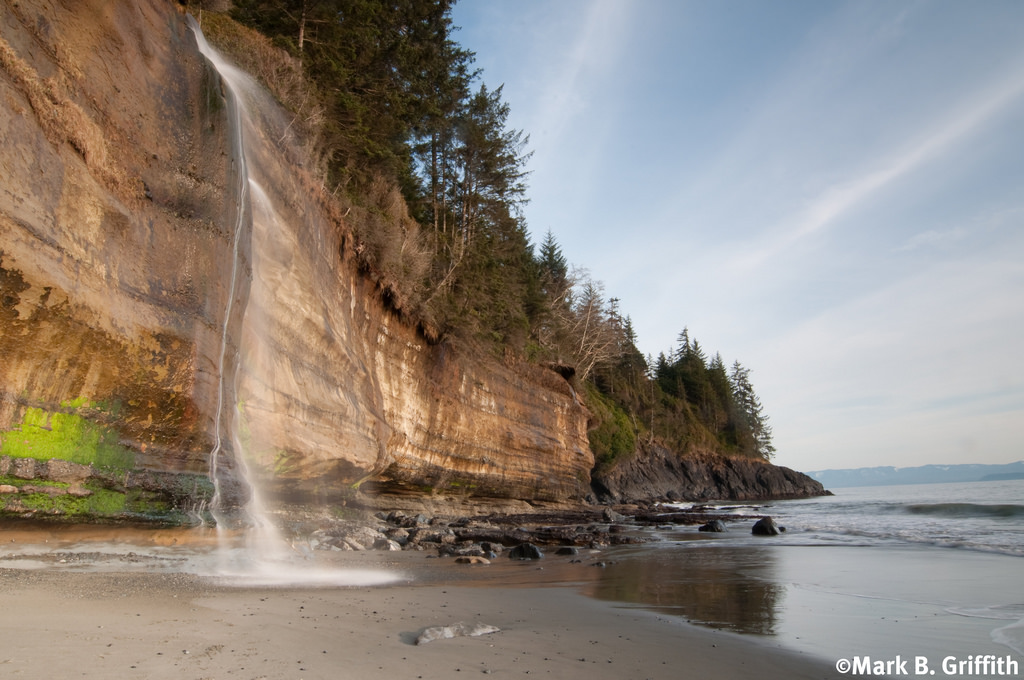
[{"x1": 451, "y1": 0, "x2": 1024, "y2": 473}]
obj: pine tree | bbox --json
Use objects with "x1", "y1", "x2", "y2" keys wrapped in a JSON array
[
  {"x1": 729, "y1": 361, "x2": 775, "y2": 460},
  {"x1": 538, "y1": 229, "x2": 568, "y2": 299},
  {"x1": 675, "y1": 326, "x2": 690, "y2": 362}
]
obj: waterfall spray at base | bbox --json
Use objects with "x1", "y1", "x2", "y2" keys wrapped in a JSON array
[{"x1": 187, "y1": 17, "x2": 399, "y2": 587}]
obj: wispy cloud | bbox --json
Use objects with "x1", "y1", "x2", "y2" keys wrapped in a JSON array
[
  {"x1": 893, "y1": 227, "x2": 968, "y2": 253},
  {"x1": 457, "y1": 1, "x2": 1024, "y2": 472},
  {"x1": 527, "y1": 0, "x2": 632, "y2": 143},
  {"x1": 759, "y1": 245, "x2": 1024, "y2": 468},
  {"x1": 731, "y1": 63, "x2": 1024, "y2": 273}
]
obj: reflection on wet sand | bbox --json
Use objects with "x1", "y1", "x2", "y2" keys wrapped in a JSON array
[{"x1": 582, "y1": 545, "x2": 784, "y2": 635}]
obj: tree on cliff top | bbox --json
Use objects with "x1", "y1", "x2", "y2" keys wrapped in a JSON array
[
  {"x1": 219, "y1": 1, "x2": 780, "y2": 467},
  {"x1": 729, "y1": 361, "x2": 775, "y2": 460}
]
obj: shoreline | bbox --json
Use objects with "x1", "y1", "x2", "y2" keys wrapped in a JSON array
[
  {"x1": 0, "y1": 561, "x2": 832, "y2": 679},
  {"x1": 4, "y1": 486, "x2": 1024, "y2": 678}
]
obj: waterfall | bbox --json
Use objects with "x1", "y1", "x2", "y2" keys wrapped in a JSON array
[
  {"x1": 186, "y1": 15, "x2": 250, "y2": 531},
  {"x1": 186, "y1": 16, "x2": 398, "y2": 586}
]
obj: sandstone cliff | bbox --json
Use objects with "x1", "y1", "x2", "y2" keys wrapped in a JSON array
[{"x1": 0, "y1": 0, "x2": 591, "y2": 516}]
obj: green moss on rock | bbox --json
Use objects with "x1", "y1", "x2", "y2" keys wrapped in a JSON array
[
  {"x1": 16, "y1": 488, "x2": 126, "y2": 516},
  {"x1": 1, "y1": 402, "x2": 135, "y2": 471}
]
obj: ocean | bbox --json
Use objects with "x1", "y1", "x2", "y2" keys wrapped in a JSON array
[
  {"x1": 758, "y1": 479, "x2": 1024, "y2": 558},
  {"x1": 588, "y1": 479, "x2": 1024, "y2": 672}
]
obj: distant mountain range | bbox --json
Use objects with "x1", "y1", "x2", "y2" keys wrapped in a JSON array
[{"x1": 807, "y1": 461, "x2": 1024, "y2": 488}]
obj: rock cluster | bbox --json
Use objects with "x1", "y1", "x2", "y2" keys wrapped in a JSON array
[
  {"x1": 286, "y1": 503, "x2": 801, "y2": 560},
  {"x1": 285, "y1": 507, "x2": 656, "y2": 559}
]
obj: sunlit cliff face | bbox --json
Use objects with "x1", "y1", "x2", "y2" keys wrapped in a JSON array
[{"x1": 0, "y1": 0, "x2": 593, "y2": 515}]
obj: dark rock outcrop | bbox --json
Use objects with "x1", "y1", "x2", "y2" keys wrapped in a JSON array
[
  {"x1": 592, "y1": 445, "x2": 829, "y2": 503},
  {"x1": 508, "y1": 542, "x2": 544, "y2": 560},
  {"x1": 751, "y1": 517, "x2": 782, "y2": 536},
  {"x1": 698, "y1": 519, "x2": 727, "y2": 533}
]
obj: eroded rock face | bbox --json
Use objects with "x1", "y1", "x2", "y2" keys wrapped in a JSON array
[
  {"x1": 0, "y1": 0, "x2": 232, "y2": 475},
  {"x1": 0, "y1": 0, "x2": 593, "y2": 513}
]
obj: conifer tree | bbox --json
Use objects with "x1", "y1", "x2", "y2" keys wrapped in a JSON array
[
  {"x1": 729, "y1": 361, "x2": 776, "y2": 460},
  {"x1": 538, "y1": 229, "x2": 569, "y2": 299}
]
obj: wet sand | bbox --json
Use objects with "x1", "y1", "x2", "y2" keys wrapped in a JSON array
[
  {"x1": 0, "y1": 552, "x2": 832, "y2": 680},
  {"x1": 4, "y1": 519, "x2": 1024, "y2": 678}
]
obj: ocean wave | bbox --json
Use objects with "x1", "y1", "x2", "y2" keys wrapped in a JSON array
[
  {"x1": 786, "y1": 525, "x2": 1024, "y2": 558},
  {"x1": 901, "y1": 503, "x2": 1024, "y2": 519},
  {"x1": 947, "y1": 605, "x2": 1024, "y2": 656}
]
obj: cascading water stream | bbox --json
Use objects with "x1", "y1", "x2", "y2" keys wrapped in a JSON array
[
  {"x1": 186, "y1": 16, "x2": 398, "y2": 586},
  {"x1": 187, "y1": 15, "x2": 249, "y2": 531}
]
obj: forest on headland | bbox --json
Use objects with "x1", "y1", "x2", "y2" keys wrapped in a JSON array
[{"x1": 192, "y1": 0, "x2": 776, "y2": 470}]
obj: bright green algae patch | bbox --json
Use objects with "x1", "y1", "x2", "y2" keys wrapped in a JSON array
[
  {"x1": 16, "y1": 487, "x2": 127, "y2": 516},
  {"x1": 0, "y1": 400, "x2": 135, "y2": 471},
  {"x1": 0, "y1": 474, "x2": 197, "y2": 521},
  {"x1": 0, "y1": 401, "x2": 182, "y2": 520}
]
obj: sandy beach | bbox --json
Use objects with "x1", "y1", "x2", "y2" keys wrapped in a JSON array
[{"x1": 0, "y1": 549, "x2": 832, "y2": 680}]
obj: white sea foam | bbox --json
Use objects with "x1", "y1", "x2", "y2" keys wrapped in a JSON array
[
  {"x1": 948, "y1": 605, "x2": 1024, "y2": 656},
  {"x1": 761, "y1": 479, "x2": 1024, "y2": 557}
]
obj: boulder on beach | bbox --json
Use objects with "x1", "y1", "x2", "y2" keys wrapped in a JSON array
[
  {"x1": 751, "y1": 517, "x2": 781, "y2": 536},
  {"x1": 415, "y1": 621, "x2": 501, "y2": 645},
  {"x1": 508, "y1": 542, "x2": 544, "y2": 560},
  {"x1": 698, "y1": 519, "x2": 727, "y2": 533},
  {"x1": 603, "y1": 508, "x2": 627, "y2": 523}
]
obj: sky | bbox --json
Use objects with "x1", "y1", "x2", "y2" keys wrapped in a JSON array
[{"x1": 450, "y1": 0, "x2": 1024, "y2": 473}]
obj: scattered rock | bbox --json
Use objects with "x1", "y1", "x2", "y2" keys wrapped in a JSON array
[
  {"x1": 602, "y1": 508, "x2": 627, "y2": 523},
  {"x1": 415, "y1": 622, "x2": 500, "y2": 645},
  {"x1": 385, "y1": 527, "x2": 410, "y2": 545},
  {"x1": 751, "y1": 517, "x2": 781, "y2": 536},
  {"x1": 45, "y1": 458, "x2": 91, "y2": 484},
  {"x1": 454, "y1": 555, "x2": 490, "y2": 565},
  {"x1": 12, "y1": 457, "x2": 37, "y2": 480},
  {"x1": 342, "y1": 538, "x2": 366, "y2": 551},
  {"x1": 19, "y1": 485, "x2": 66, "y2": 497},
  {"x1": 555, "y1": 546, "x2": 579, "y2": 556},
  {"x1": 0, "y1": 485, "x2": 17, "y2": 494},
  {"x1": 508, "y1": 542, "x2": 544, "y2": 560},
  {"x1": 698, "y1": 520, "x2": 727, "y2": 533}
]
